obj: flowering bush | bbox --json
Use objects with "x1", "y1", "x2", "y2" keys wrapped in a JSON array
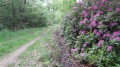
[{"x1": 62, "y1": 0, "x2": 120, "y2": 66}]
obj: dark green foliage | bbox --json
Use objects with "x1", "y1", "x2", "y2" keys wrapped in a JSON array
[{"x1": 0, "y1": 0, "x2": 48, "y2": 30}]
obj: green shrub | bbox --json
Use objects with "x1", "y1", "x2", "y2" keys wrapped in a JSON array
[{"x1": 63, "y1": 0, "x2": 120, "y2": 66}]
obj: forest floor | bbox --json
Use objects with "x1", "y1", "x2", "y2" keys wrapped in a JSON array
[{"x1": 0, "y1": 25, "x2": 58, "y2": 67}]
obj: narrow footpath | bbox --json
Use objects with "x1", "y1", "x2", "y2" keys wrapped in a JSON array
[{"x1": 0, "y1": 32, "x2": 45, "y2": 67}]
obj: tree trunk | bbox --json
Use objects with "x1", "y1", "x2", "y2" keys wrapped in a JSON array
[{"x1": 11, "y1": 0, "x2": 15, "y2": 31}]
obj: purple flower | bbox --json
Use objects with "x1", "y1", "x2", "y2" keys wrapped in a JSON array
[
  {"x1": 80, "y1": 53, "x2": 85, "y2": 57},
  {"x1": 106, "y1": 46, "x2": 112, "y2": 51},
  {"x1": 93, "y1": 29, "x2": 97, "y2": 34},
  {"x1": 114, "y1": 37, "x2": 120, "y2": 42},
  {"x1": 97, "y1": 40, "x2": 104, "y2": 47},
  {"x1": 110, "y1": 35, "x2": 115, "y2": 39},
  {"x1": 80, "y1": 21, "x2": 86, "y2": 25},
  {"x1": 72, "y1": 6, "x2": 77, "y2": 10},
  {"x1": 101, "y1": 0, "x2": 106, "y2": 3},
  {"x1": 115, "y1": 8, "x2": 120, "y2": 12},
  {"x1": 81, "y1": 48, "x2": 84, "y2": 52},
  {"x1": 82, "y1": 11, "x2": 88, "y2": 17},
  {"x1": 71, "y1": 48, "x2": 78, "y2": 53},
  {"x1": 97, "y1": 10, "x2": 103, "y2": 14},
  {"x1": 103, "y1": 33, "x2": 111, "y2": 38},
  {"x1": 87, "y1": 6, "x2": 92, "y2": 10},
  {"x1": 108, "y1": 8, "x2": 112, "y2": 11},
  {"x1": 109, "y1": 2, "x2": 112, "y2": 4},
  {"x1": 113, "y1": 30, "x2": 120, "y2": 36},
  {"x1": 79, "y1": 30, "x2": 86, "y2": 34},
  {"x1": 96, "y1": 31, "x2": 102, "y2": 36},
  {"x1": 110, "y1": 22, "x2": 118, "y2": 26},
  {"x1": 100, "y1": 3, "x2": 104, "y2": 7},
  {"x1": 93, "y1": 13, "x2": 100, "y2": 18},
  {"x1": 83, "y1": 43, "x2": 87, "y2": 47},
  {"x1": 89, "y1": 20, "x2": 97, "y2": 27},
  {"x1": 83, "y1": 18, "x2": 88, "y2": 21},
  {"x1": 93, "y1": 5, "x2": 97, "y2": 10},
  {"x1": 97, "y1": 21, "x2": 102, "y2": 28},
  {"x1": 96, "y1": 13, "x2": 100, "y2": 17},
  {"x1": 117, "y1": 2, "x2": 120, "y2": 4},
  {"x1": 79, "y1": 18, "x2": 87, "y2": 25},
  {"x1": 77, "y1": 2, "x2": 82, "y2": 6}
]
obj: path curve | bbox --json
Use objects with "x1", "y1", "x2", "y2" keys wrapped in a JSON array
[{"x1": 0, "y1": 33, "x2": 43, "y2": 67}]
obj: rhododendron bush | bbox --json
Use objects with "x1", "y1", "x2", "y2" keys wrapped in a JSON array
[{"x1": 62, "y1": 0, "x2": 120, "y2": 66}]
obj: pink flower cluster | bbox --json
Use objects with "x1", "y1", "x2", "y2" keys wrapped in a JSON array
[
  {"x1": 80, "y1": 53, "x2": 85, "y2": 57},
  {"x1": 103, "y1": 33, "x2": 111, "y2": 38},
  {"x1": 97, "y1": 40, "x2": 104, "y2": 47},
  {"x1": 93, "y1": 30, "x2": 103, "y2": 36},
  {"x1": 79, "y1": 30, "x2": 86, "y2": 34},
  {"x1": 110, "y1": 22, "x2": 118, "y2": 27},
  {"x1": 82, "y1": 11, "x2": 88, "y2": 17},
  {"x1": 106, "y1": 45, "x2": 112, "y2": 51},
  {"x1": 93, "y1": 5, "x2": 97, "y2": 10},
  {"x1": 89, "y1": 20, "x2": 97, "y2": 27},
  {"x1": 79, "y1": 43, "x2": 87, "y2": 57},
  {"x1": 80, "y1": 18, "x2": 87, "y2": 25},
  {"x1": 87, "y1": 7, "x2": 92, "y2": 10},
  {"x1": 116, "y1": 8, "x2": 120, "y2": 12},
  {"x1": 110, "y1": 30, "x2": 120, "y2": 42},
  {"x1": 71, "y1": 48, "x2": 78, "y2": 53},
  {"x1": 98, "y1": 21, "x2": 102, "y2": 28},
  {"x1": 101, "y1": 0, "x2": 106, "y2": 3},
  {"x1": 77, "y1": 0, "x2": 120, "y2": 54},
  {"x1": 107, "y1": 8, "x2": 112, "y2": 11}
]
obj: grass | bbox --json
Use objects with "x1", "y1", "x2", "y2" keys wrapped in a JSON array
[
  {"x1": 9, "y1": 24, "x2": 59, "y2": 67},
  {"x1": 0, "y1": 27, "x2": 48, "y2": 57}
]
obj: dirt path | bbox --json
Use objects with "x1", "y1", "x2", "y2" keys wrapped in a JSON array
[{"x1": 0, "y1": 33, "x2": 44, "y2": 67}]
